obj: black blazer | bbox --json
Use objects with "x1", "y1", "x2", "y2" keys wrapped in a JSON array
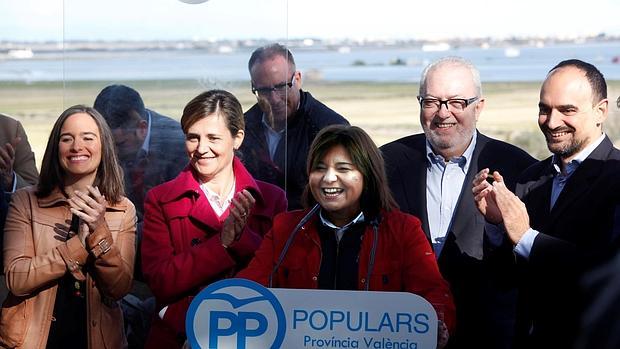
[
  {"x1": 381, "y1": 132, "x2": 536, "y2": 349},
  {"x1": 514, "y1": 135, "x2": 620, "y2": 348}
]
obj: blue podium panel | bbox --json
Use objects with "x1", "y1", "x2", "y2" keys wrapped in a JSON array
[{"x1": 187, "y1": 278, "x2": 437, "y2": 349}]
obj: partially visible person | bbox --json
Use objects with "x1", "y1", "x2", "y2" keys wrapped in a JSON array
[
  {"x1": 240, "y1": 43, "x2": 349, "y2": 209},
  {"x1": 94, "y1": 85, "x2": 185, "y2": 347},
  {"x1": 381, "y1": 57, "x2": 535, "y2": 348},
  {"x1": 576, "y1": 97, "x2": 620, "y2": 349},
  {"x1": 0, "y1": 113, "x2": 39, "y2": 301},
  {"x1": 93, "y1": 84, "x2": 186, "y2": 221},
  {"x1": 141, "y1": 90, "x2": 287, "y2": 349},
  {"x1": 0, "y1": 113, "x2": 38, "y2": 192},
  {"x1": 1, "y1": 105, "x2": 136, "y2": 349},
  {"x1": 473, "y1": 59, "x2": 620, "y2": 348},
  {"x1": 238, "y1": 125, "x2": 455, "y2": 348}
]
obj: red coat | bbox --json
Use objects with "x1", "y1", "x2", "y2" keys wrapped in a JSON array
[
  {"x1": 141, "y1": 157, "x2": 287, "y2": 349},
  {"x1": 237, "y1": 208, "x2": 456, "y2": 333}
]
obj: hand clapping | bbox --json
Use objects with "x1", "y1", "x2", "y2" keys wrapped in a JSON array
[
  {"x1": 472, "y1": 168, "x2": 531, "y2": 244},
  {"x1": 221, "y1": 189, "x2": 256, "y2": 248},
  {"x1": 0, "y1": 137, "x2": 20, "y2": 189},
  {"x1": 68, "y1": 185, "x2": 107, "y2": 247},
  {"x1": 472, "y1": 168, "x2": 503, "y2": 224}
]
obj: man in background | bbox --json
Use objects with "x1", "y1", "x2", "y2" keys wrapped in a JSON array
[
  {"x1": 382, "y1": 57, "x2": 535, "y2": 348},
  {"x1": 0, "y1": 113, "x2": 38, "y2": 300},
  {"x1": 94, "y1": 84, "x2": 186, "y2": 221},
  {"x1": 0, "y1": 113, "x2": 38, "y2": 193},
  {"x1": 94, "y1": 84, "x2": 186, "y2": 348},
  {"x1": 240, "y1": 43, "x2": 349, "y2": 209},
  {"x1": 474, "y1": 59, "x2": 620, "y2": 347}
]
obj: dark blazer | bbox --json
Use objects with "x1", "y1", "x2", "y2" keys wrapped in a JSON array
[
  {"x1": 381, "y1": 132, "x2": 536, "y2": 349},
  {"x1": 514, "y1": 135, "x2": 620, "y2": 348},
  {"x1": 0, "y1": 113, "x2": 38, "y2": 189},
  {"x1": 126, "y1": 110, "x2": 187, "y2": 220}
]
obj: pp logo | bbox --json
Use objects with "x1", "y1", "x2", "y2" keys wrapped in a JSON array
[{"x1": 186, "y1": 279, "x2": 286, "y2": 348}]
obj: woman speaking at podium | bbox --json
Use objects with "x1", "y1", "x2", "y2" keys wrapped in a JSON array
[{"x1": 238, "y1": 125, "x2": 455, "y2": 347}]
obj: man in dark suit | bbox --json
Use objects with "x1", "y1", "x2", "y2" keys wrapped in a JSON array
[
  {"x1": 240, "y1": 44, "x2": 349, "y2": 209},
  {"x1": 94, "y1": 84, "x2": 186, "y2": 221},
  {"x1": 474, "y1": 59, "x2": 620, "y2": 348},
  {"x1": 382, "y1": 57, "x2": 535, "y2": 348}
]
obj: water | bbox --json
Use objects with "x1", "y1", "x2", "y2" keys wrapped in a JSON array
[{"x1": 1, "y1": 41, "x2": 619, "y2": 82}]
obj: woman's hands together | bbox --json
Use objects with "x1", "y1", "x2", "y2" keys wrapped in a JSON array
[
  {"x1": 68, "y1": 185, "x2": 107, "y2": 247},
  {"x1": 221, "y1": 189, "x2": 256, "y2": 248}
]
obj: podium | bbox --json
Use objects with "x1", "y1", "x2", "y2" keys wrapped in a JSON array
[{"x1": 186, "y1": 278, "x2": 438, "y2": 349}]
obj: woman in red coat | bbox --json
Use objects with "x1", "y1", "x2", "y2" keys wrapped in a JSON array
[
  {"x1": 238, "y1": 125, "x2": 455, "y2": 348},
  {"x1": 141, "y1": 90, "x2": 287, "y2": 348}
]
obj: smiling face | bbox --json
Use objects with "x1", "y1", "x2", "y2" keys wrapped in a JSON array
[
  {"x1": 419, "y1": 63, "x2": 484, "y2": 159},
  {"x1": 538, "y1": 66, "x2": 607, "y2": 162},
  {"x1": 309, "y1": 144, "x2": 364, "y2": 226},
  {"x1": 58, "y1": 112, "x2": 102, "y2": 185},
  {"x1": 185, "y1": 113, "x2": 244, "y2": 183}
]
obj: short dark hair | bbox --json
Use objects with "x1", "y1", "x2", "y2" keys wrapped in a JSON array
[
  {"x1": 93, "y1": 84, "x2": 147, "y2": 129},
  {"x1": 549, "y1": 59, "x2": 607, "y2": 104},
  {"x1": 181, "y1": 90, "x2": 245, "y2": 136},
  {"x1": 304, "y1": 125, "x2": 398, "y2": 220},
  {"x1": 248, "y1": 43, "x2": 296, "y2": 73},
  {"x1": 37, "y1": 105, "x2": 125, "y2": 203}
]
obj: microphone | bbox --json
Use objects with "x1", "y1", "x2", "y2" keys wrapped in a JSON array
[
  {"x1": 268, "y1": 204, "x2": 320, "y2": 288},
  {"x1": 365, "y1": 214, "x2": 382, "y2": 291}
]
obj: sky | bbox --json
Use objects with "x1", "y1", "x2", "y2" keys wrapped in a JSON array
[{"x1": 1, "y1": 0, "x2": 619, "y2": 41}]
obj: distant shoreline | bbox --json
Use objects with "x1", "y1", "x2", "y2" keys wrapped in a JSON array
[{"x1": 2, "y1": 36, "x2": 620, "y2": 53}]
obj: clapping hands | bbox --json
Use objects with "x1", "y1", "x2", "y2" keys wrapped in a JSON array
[
  {"x1": 221, "y1": 189, "x2": 256, "y2": 248},
  {"x1": 472, "y1": 168, "x2": 530, "y2": 244},
  {"x1": 0, "y1": 137, "x2": 20, "y2": 189},
  {"x1": 68, "y1": 185, "x2": 107, "y2": 247}
]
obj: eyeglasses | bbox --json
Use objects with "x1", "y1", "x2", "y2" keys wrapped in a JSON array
[
  {"x1": 417, "y1": 96, "x2": 479, "y2": 112},
  {"x1": 251, "y1": 73, "x2": 296, "y2": 97}
]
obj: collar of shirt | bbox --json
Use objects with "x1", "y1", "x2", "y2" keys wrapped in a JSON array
[
  {"x1": 139, "y1": 110, "x2": 153, "y2": 156},
  {"x1": 319, "y1": 210, "x2": 365, "y2": 242},
  {"x1": 261, "y1": 115, "x2": 285, "y2": 160},
  {"x1": 261, "y1": 113, "x2": 287, "y2": 135},
  {"x1": 199, "y1": 180, "x2": 236, "y2": 218},
  {"x1": 551, "y1": 133, "x2": 606, "y2": 177},
  {"x1": 425, "y1": 130, "x2": 477, "y2": 174}
]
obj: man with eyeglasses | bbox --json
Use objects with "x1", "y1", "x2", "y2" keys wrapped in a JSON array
[
  {"x1": 381, "y1": 57, "x2": 535, "y2": 348},
  {"x1": 474, "y1": 60, "x2": 620, "y2": 348},
  {"x1": 240, "y1": 43, "x2": 349, "y2": 209}
]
